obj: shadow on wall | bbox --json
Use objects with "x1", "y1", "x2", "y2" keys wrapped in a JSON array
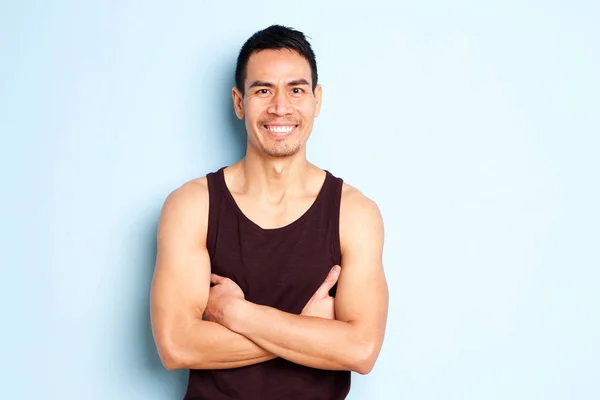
[
  {"x1": 133, "y1": 55, "x2": 247, "y2": 396},
  {"x1": 187, "y1": 52, "x2": 247, "y2": 170},
  {"x1": 138, "y1": 212, "x2": 189, "y2": 395}
]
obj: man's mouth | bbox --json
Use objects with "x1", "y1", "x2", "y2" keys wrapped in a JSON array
[{"x1": 263, "y1": 124, "x2": 298, "y2": 136}]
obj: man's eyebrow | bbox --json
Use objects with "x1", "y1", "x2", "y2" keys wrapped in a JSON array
[
  {"x1": 248, "y1": 80, "x2": 275, "y2": 89},
  {"x1": 287, "y1": 79, "x2": 310, "y2": 86},
  {"x1": 247, "y1": 79, "x2": 311, "y2": 89}
]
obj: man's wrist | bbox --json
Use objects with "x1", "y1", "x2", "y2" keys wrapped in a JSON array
[{"x1": 222, "y1": 298, "x2": 254, "y2": 332}]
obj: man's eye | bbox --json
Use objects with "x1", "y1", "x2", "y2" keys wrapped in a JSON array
[
  {"x1": 257, "y1": 89, "x2": 270, "y2": 94},
  {"x1": 292, "y1": 88, "x2": 304, "y2": 94}
]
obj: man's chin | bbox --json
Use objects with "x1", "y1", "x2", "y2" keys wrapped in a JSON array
[{"x1": 262, "y1": 144, "x2": 301, "y2": 158}]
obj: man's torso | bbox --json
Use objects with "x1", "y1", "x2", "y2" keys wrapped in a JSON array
[{"x1": 183, "y1": 166, "x2": 351, "y2": 400}]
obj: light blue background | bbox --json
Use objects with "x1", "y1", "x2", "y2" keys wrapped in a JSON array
[{"x1": 1, "y1": 1, "x2": 598, "y2": 399}]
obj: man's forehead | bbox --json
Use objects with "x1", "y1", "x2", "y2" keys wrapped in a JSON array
[{"x1": 246, "y1": 49, "x2": 312, "y2": 80}]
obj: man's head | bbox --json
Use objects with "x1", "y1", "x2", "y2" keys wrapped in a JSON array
[
  {"x1": 235, "y1": 25, "x2": 318, "y2": 96},
  {"x1": 232, "y1": 25, "x2": 322, "y2": 158}
]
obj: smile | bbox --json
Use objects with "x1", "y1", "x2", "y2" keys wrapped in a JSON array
[{"x1": 264, "y1": 125, "x2": 297, "y2": 136}]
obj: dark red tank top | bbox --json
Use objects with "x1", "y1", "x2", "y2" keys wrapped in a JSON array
[{"x1": 183, "y1": 166, "x2": 351, "y2": 400}]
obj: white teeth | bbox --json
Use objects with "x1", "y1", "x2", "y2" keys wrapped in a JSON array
[{"x1": 267, "y1": 125, "x2": 294, "y2": 133}]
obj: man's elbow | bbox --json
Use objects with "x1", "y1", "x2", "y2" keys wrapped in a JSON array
[
  {"x1": 156, "y1": 339, "x2": 189, "y2": 371},
  {"x1": 160, "y1": 352, "x2": 184, "y2": 371},
  {"x1": 351, "y1": 342, "x2": 378, "y2": 375}
]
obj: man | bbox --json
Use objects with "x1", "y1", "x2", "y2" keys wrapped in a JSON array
[{"x1": 150, "y1": 25, "x2": 388, "y2": 400}]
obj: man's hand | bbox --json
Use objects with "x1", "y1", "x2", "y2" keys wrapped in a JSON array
[
  {"x1": 206, "y1": 265, "x2": 340, "y2": 327},
  {"x1": 301, "y1": 265, "x2": 340, "y2": 320},
  {"x1": 203, "y1": 274, "x2": 246, "y2": 325}
]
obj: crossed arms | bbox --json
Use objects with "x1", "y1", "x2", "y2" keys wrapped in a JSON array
[{"x1": 149, "y1": 178, "x2": 388, "y2": 374}]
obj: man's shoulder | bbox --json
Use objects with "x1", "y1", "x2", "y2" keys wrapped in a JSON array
[
  {"x1": 338, "y1": 181, "x2": 384, "y2": 244},
  {"x1": 340, "y1": 182, "x2": 380, "y2": 217},
  {"x1": 159, "y1": 175, "x2": 210, "y2": 226},
  {"x1": 166, "y1": 176, "x2": 209, "y2": 205}
]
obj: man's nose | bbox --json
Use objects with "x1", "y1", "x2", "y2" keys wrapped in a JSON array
[{"x1": 268, "y1": 91, "x2": 293, "y2": 116}]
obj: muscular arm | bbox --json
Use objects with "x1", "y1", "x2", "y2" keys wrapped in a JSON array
[
  {"x1": 218, "y1": 187, "x2": 389, "y2": 374},
  {"x1": 150, "y1": 180, "x2": 276, "y2": 370}
]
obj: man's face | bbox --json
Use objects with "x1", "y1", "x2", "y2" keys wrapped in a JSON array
[{"x1": 233, "y1": 49, "x2": 322, "y2": 158}]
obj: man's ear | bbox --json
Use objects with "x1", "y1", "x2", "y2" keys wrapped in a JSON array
[
  {"x1": 232, "y1": 87, "x2": 244, "y2": 120},
  {"x1": 314, "y1": 84, "x2": 323, "y2": 117}
]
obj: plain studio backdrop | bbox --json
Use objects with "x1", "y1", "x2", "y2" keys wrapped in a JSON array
[{"x1": 1, "y1": 1, "x2": 598, "y2": 399}]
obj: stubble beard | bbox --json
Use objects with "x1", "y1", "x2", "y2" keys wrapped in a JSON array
[{"x1": 261, "y1": 140, "x2": 302, "y2": 157}]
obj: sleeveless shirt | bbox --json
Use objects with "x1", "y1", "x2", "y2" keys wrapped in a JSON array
[{"x1": 183, "y1": 166, "x2": 351, "y2": 400}]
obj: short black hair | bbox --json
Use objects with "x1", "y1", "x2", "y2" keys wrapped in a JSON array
[{"x1": 235, "y1": 25, "x2": 318, "y2": 95}]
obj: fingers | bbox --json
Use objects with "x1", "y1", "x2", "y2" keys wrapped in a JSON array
[
  {"x1": 329, "y1": 265, "x2": 341, "y2": 280},
  {"x1": 210, "y1": 273, "x2": 225, "y2": 285},
  {"x1": 314, "y1": 265, "x2": 341, "y2": 298}
]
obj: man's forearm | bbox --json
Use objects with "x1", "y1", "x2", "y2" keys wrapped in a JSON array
[
  {"x1": 167, "y1": 319, "x2": 276, "y2": 370},
  {"x1": 225, "y1": 302, "x2": 373, "y2": 374}
]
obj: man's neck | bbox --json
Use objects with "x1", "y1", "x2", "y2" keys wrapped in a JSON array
[{"x1": 235, "y1": 150, "x2": 315, "y2": 200}]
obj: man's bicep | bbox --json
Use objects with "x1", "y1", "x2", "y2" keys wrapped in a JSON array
[
  {"x1": 335, "y1": 193, "x2": 388, "y2": 342},
  {"x1": 150, "y1": 185, "x2": 211, "y2": 349},
  {"x1": 152, "y1": 236, "x2": 211, "y2": 321}
]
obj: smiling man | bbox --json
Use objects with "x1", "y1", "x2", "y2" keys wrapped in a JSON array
[{"x1": 150, "y1": 25, "x2": 389, "y2": 400}]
